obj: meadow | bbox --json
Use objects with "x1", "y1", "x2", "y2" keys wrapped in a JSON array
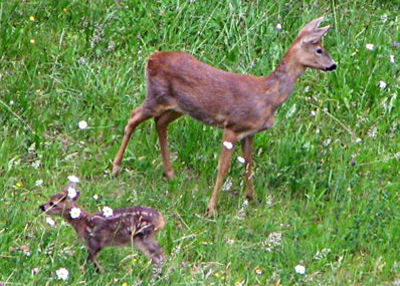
[{"x1": 1, "y1": 0, "x2": 399, "y2": 284}]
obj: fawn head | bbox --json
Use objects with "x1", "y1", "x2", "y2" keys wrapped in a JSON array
[
  {"x1": 39, "y1": 185, "x2": 80, "y2": 216},
  {"x1": 292, "y1": 16, "x2": 336, "y2": 71}
]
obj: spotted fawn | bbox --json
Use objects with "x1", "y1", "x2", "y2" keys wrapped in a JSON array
[{"x1": 39, "y1": 184, "x2": 165, "y2": 274}]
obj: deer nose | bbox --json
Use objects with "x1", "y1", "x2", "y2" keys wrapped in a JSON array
[
  {"x1": 326, "y1": 63, "x2": 337, "y2": 71},
  {"x1": 39, "y1": 205, "x2": 45, "y2": 211}
]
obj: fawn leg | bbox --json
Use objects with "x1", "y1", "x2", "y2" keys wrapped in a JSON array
[
  {"x1": 134, "y1": 236, "x2": 165, "y2": 276},
  {"x1": 207, "y1": 129, "x2": 238, "y2": 216},
  {"x1": 112, "y1": 105, "x2": 152, "y2": 176},
  {"x1": 241, "y1": 135, "x2": 255, "y2": 200},
  {"x1": 155, "y1": 111, "x2": 182, "y2": 180},
  {"x1": 87, "y1": 247, "x2": 103, "y2": 272}
]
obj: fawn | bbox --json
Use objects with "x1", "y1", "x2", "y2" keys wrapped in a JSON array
[
  {"x1": 39, "y1": 183, "x2": 165, "y2": 274},
  {"x1": 112, "y1": 16, "x2": 336, "y2": 216}
]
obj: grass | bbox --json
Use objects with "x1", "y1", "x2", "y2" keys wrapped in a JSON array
[{"x1": 1, "y1": 0, "x2": 399, "y2": 284}]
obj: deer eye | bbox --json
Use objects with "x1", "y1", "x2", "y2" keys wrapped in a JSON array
[
  {"x1": 49, "y1": 202, "x2": 55, "y2": 207},
  {"x1": 316, "y1": 48, "x2": 323, "y2": 54}
]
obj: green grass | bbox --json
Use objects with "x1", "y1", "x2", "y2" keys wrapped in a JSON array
[{"x1": 1, "y1": 0, "x2": 400, "y2": 284}]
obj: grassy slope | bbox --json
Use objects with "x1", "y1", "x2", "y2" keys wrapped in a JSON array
[{"x1": 1, "y1": 0, "x2": 399, "y2": 284}]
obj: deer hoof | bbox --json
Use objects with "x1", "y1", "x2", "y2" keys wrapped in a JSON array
[
  {"x1": 245, "y1": 192, "x2": 255, "y2": 201},
  {"x1": 112, "y1": 164, "x2": 121, "y2": 177},
  {"x1": 206, "y1": 207, "x2": 217, "y2": 217},
  {"x1": 163, "y1": 170, "x2": 175, "y2": 181}
]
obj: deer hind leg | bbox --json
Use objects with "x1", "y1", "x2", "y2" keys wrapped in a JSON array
[
  {"x1": 241, "y1": 135, "x2": 255, "y2": 200},
  {"x1": 134, "y1": 236, "x2": 165, "y2": 277},
  {"x1": 155, "y1": 111, "x2": 182, "y2": 180},
  {"x1": 112, "y1": 105, "x2": 153, "y2": 177},
  {"x1": 207, "y1": 129, "x2": 238, "y2": 216}
]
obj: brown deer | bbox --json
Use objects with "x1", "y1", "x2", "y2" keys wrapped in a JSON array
[
  {"x1": 39, "y1": 184, "x2": 166, "y2": 274},
  {"x1": 112, "y1": 16, "x2": 336, "y2": 216}
]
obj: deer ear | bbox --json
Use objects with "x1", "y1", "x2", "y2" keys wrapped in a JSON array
[
  {"x1": 301, "y1": 25, "x2": 331, "y2": 44},
  {"x1": 299, "y1": 16, "x2": 324, "y2": 34}
]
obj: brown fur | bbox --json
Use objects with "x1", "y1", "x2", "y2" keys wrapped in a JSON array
[
  {"x1": 39, "y1": 189, "x2": 165, "y2": 273},
  {"x1": 112, "y1": 16, "x2": 336, "y2": 215}
]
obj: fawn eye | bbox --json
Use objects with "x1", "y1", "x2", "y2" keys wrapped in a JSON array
[
  {"x1": 316, "y1": 48, "x2": 323, "y2": 54},
  {"x1": 49, "y1": 202, "x2": 55, "y2": 207}
]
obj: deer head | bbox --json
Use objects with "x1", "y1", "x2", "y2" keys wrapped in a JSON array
[
  {"x1": 39, "y1": 184, "x2": 81, "y2": 216},
  {"x1": 292, "y1": 16, "x2": 337, "y2": 71}
]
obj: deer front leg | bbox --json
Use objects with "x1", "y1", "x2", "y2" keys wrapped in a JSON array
[
  {"x1": 155, "y1": 111, "x2": 182, "y2": 180},
  {"x1": 112, "y1": 105, "x2": 152, "y2": 177},
  {"x1": 134, "y1": 236, "x2": 165, "y2": 278},
  {"x1": 207, "y1": 129, "x2": 238, "y2": 216},
  {"x1": 241, "y1": 135, "x2": 255, "y2": 200},
  {"x1": 86, "y1": 247, "x2": 103, "y2": 272}
]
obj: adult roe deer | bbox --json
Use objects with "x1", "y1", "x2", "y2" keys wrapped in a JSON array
[
  {"x1": 112, "y1": 16, "x2": 336, "y2": 216},
  {"x1": 39, "y1": 183, "x2": 165, "y2": 274}
]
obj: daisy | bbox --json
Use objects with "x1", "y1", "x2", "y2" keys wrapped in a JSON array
[
  {"x1": 294, "y1": 264, "x2": 306, "y2": 274},
  {"x1": 46, "y1": 217, "x2": 56, "y2": 227},
  {"x1": 78, "y1": 120, "x2": 88, "y2": 130},
  {"x1": 69, "y1": 207, "x2": 82, "y2": 219},
  {"x1": 276, "y1": 23, "x2": 282, "y2": 31},
  {"x1": 55, "y1": 267, "x2": 69, "y2": 281},
  {"x1": 237, "y1": 156, "x2": 245, "y2": 164},
  {"x1": 67, "y1": 175, "x2": 80, "y2": 184},
  {"x1": 67, "y1": 186, "x2": 77, "y2": 199},
  {"x1": 365, "y1": 43, "x2": 374, "y2": 50},
  {"x1": 378, "y1": 81, "x2": 387, "y2": 89},
  {"x1": 222, "y1": 141, "x2": 233, "y2": 150},
  {"x1": 102, "y1": 206, "x2": 113, "y2": 218}
]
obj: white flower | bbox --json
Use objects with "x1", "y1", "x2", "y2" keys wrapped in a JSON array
[
  {"x1": 56, "y1": 267, "x2": 69, "y2": 281},
  {"x1": 46, "y1": 217, "x2": 56, "y2": 227},
  {"x1": 322, "y1": 138, "x2": 332, "y2": 147},
  {"x1": 226, "y1": 239, "x2": 235, "y2": 245},
  {"x1": 31, "y1": 267, "x2": 40, "y2": 275},
  {"x1": 223, "y1": 141, "x2": 233, "y2": 150},
  {"x1": 276, "y1": 23, "x2": 282, "y2": 31},
  {"x1": 67, "y1": 186, "x2": 77, "y2": 199},
  {"x1": 67, "y1": 175, "x2": 80, "y2": 184},
  {"x1": 92, "y1": 194, "x2": 99, "y2": 200},
  {"x1": 69, "y1": 207, "x2": 82, "y2": 219},
  {"x1": 35, "y1": 179, "x2": 43, "y2": 187},
  {"x1": 242, "y1": 199, "x2": 249, "y2": 207},
  {"x1": 365, "y1": 43, "x2": 374, "y2": 50},
  {"x1": 294, "y1": 264, "x2": 306, "y2": 274},
  {"x1": 378, "y1": 80, "x2": 387, "y2": 89},
  {"x1": 237, "y1": 156, "x2": 245, "y2": 164},
  {"x1": 355, "y1": 137, "x2": 362, "y2": 144},
  {"x1": 381, "y1": 14, "x2": 388, "y2": 22},
  {"x1": 390, "y1": 55, "x2": 395, "y2": 63},
  {"x1": 10, "y1": 100, "x2": 14, "y2": 106},
  {"x1": 78, "y1": 120, "x2": 88, "y2": 130},
  {"x1": 304, "y1": 86, "x2": 310, "y2": 93},
  {"x1": 102, "y1": 206, "x2": 113, "y2": 218},
  {"x1": 310, "y1": 110, "x2": 316, "y2": 116}
]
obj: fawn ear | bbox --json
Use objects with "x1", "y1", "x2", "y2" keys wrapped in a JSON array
[{"x1": 301, "y1": 25, "x2": 331, "y2": 44}]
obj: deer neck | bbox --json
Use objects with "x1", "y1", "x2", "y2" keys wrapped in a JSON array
[
  {"x1": 63, "y1": 207, "x2": 91, "y2": 237},
  {"x1": 266, "y1": 47, "x2": 305, "y2": 106}
]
